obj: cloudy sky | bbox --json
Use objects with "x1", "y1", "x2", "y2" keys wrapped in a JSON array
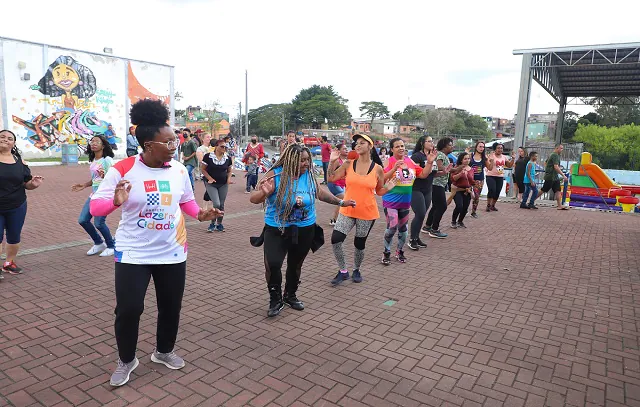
[{"x1": 1, "y1": 0, "x2": 637, "y2": 120}]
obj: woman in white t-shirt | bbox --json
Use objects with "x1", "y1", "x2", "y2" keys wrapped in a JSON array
[
  {"x1": 195, "y1": 133, "x2": 212, "y2": 180},
  {"x1": 90, "y1": 100, "x2": 220, "y2": 388}
]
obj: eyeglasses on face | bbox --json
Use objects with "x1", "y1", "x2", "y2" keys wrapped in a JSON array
[{"x1": 147, "y1": 138, "x2": 179, "y2": 149}]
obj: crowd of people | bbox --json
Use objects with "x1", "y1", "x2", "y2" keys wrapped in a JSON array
[{"x1": 0, "y1": 100, "x2": 571, "y2": 387}]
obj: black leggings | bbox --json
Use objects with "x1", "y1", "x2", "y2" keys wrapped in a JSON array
[
  {"x1": 410, "y1": 189, "x2": 431, "y2": 240},
  {"x1": 426, "y1": 185, "x2": 447, "y2": 231},
  {"x1": 486, "y1": 176, "x2": 504, "y2": 200},
  {"x1": 263, "y1": 225, "x2": 314, "y2": 294},
  {"x1": 114, "y1": 262, "x2": 186, "y2": 363},
  {"x1": 452, "y1": 191, "x2": 471, "y2": 223}
]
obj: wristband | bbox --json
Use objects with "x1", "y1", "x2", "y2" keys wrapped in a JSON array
[{"x1": 338, "y1": 199, "x2": 344, "y2": 207}]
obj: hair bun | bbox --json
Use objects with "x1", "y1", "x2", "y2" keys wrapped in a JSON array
[{"x1": 130, "y1": 99, "x2": 169, "y2": 126}]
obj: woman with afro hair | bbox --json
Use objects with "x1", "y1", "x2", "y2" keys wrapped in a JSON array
[{"x1": 90, "y1": 99, "x2": 221, "y2": 387}]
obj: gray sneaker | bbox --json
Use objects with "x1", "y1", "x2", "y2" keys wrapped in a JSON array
[
  {"x1": 151, "y1": 350, "x2": 185, "y2": 370},
  {"x1": 109, "y1": 358, "x2": 139, "y2": 387}
]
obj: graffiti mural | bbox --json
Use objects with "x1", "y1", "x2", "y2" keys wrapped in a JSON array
[{"x1": 12, "y1": 55, "x2": 119, "y2": 152}]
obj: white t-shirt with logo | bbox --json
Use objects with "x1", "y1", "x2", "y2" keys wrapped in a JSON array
[{"x1": 91, "y1": 156, "x2": 195, "y2": 265}]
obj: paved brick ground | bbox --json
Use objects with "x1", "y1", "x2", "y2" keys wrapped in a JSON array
[{"x1": 1, "y1": 164, "x2": 640, "y2": 407}]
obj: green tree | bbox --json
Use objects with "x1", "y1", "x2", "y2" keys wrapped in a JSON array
[
  {"x1": 573, "y1": 123, "x2": 640, "y2": 170},
  {"x1": 291, "y1": 85, "x2": 351, "y2": 128},
  {"x1": 562, "y1": 111, "x2": 579, "y2": 141},
  {"x1": 359, "y1": 101, "x2": 390, "y2": 129},
  {"x1": 425, "y1": 109, "x2": 455, "y2": 136},
  {"x1": 393, "y1": 105, "x2": 425, "y2": 124},
  {"x1": 248, "y1": 103, "x2": 292, "y2": 138},
  {"x1": 593, "y1": 98, "x2": 640, "y2": 127}
]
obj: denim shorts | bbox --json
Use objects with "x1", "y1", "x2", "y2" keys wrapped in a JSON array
[{"x1": 328, "y1": 183, "x2": 345, "y2": 196}]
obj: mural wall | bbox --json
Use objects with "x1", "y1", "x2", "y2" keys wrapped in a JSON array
[{"x1": 0, "y1": 38, "x2": 173, "y2": 158}]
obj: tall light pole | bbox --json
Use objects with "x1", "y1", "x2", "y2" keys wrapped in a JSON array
[{"x1": 245, "y1": 70, "x2": 249, "y2": 141}]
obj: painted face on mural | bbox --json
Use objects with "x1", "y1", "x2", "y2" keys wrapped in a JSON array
[{"x1": 52, "y1": 63, "x2": 80, "y2": 92}]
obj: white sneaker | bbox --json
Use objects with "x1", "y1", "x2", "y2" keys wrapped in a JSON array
[
  {"x1": 100, "y1": 248, "x2": 115, "y2": 257},
  {"x1": 87, "y1": 243, "x2": 107, "y2": 256}
]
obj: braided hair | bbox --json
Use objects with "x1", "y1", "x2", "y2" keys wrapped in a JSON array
[
  {"x1": 270, "y1": 143, "x2": 317, "y2": 228},
  {"x1": 0, "y1": 130, "x2": 23, "y2": 161}
]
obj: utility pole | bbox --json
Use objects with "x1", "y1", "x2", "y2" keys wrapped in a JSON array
[
  {"x1": 238, "y1": 102, "x2": 242, "y2": 142},
  {"x1": 282, "y1": 112, "x2": 285, "y2": 137},
  {"x1": 245, "y1": 70, "x2": 249, "y2": 141}
]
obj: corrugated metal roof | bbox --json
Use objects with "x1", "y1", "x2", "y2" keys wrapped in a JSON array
[{"x1": 513, "y1": 43, "x2": 640, "y2": 100}]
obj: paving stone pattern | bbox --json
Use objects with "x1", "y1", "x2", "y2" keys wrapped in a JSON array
[{"x1": 1, "y1": 165, "x2": 639, "y2": 406}]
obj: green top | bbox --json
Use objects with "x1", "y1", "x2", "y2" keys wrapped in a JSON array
[
  {"x1": 182, "y1": 139, "x2": 198, "y2": 167},
  {"x1": 544, "y1": 152, "x2": 560, "y2": 181},
  {"x1": 432, "y1": 151, "x2": 450, "y2": 188}
]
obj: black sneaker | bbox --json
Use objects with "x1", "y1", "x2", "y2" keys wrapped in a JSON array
[
  {"x1": 352, "y1": 269, "x2": 362, "y2": 283},
  {"x1": 486, "y1": 206, "x2": 491, "y2": 212},
  {"x1": 416, "y1": 238, "x2": 428, "y2": 248},
  {"x1": 283, "y1": 293, "x2": 304, "y2": 310},
  {"x1": 406, "y1": 239, "x2": 420, "y2": 251},
  {"x1": 395, "y1": 250, "x2": 407, "y2": 263},
  {"x1": 331, "y1": 271, "x2": 350, "y2": 285},
  {"x1": 457, "y1": 222, "x2": 467, "y2": 229},
  {"x1": 381, "y1": 251, "x2": 391, "y2": 266},
  {"x1": 470, "y1": 212, "x2": 478, "y2": 219},
  {"x1": 491, "y1": 206, "x2": 498, "y2": 212},
  {"x1": 450, "y1": 222, "x2": 458, "y2": 229},
  {"x1": 520, "y1": 204, "x2": 530, "y2": 209},
  {"x1": 529, "y1": 205, "x2": 539, "y2": 209},
  {"x1": 421, "y1": 225, "x2": 433, "y2": 234},
  {"x1": 267, "y1": 286, "x2": 284, "y2": 317}
]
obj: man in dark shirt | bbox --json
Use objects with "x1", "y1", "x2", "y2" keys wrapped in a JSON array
[
  {"x1": 181, "y1": 132, "x2": 198, "y2": 191},
  {"x1": 541, "y1": 144, "x2": 568, "y2": 210}
]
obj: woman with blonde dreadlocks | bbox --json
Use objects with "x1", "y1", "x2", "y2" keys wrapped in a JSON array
[{"x1": 250, "y1": 144, "x2": 356, "y2": 317}]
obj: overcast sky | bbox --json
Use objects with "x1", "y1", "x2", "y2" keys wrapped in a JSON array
[{"x1": 1, "y1": 0, "x2": 638, "y2": 120}]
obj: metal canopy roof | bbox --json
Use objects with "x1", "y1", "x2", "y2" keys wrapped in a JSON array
[{"x1": 513, "y1": 42, "x2": 640, "y2": 103}]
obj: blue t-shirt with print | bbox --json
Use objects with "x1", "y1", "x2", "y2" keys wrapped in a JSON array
[{"x1": 265, "y1": 167, "x2": 317, "y2": 228}]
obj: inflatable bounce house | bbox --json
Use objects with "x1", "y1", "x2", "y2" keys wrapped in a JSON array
[{"x1": 567, "y1": 152, "x2": 640, "y2": 212}]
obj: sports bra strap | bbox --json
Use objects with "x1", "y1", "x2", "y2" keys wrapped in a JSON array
[{"x1": 352, "y1": 159, "x2": 375, "y2": 174}]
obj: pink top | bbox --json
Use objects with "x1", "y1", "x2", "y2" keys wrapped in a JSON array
[
  {"x1": 485, "y1": 155, "x2": 507, "y2": 177},
  {"x1": 333, "y1": 158, "x2": 346, "y2": 187}
]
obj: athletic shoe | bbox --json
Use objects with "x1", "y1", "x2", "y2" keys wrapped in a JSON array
[
  {"x1": 529, "y1": 205, "x2": 539, "y2": 210},
  {"x1": 283, "y1": 293, "x2": 304, "y2": 310},
  {"x1": 406, "y1": 239, "x2": 420, "y2": 251},
  {"x1": 421, "y1": 225, "x2": 433, "y2": 234},
  {"x1": 450, "y1": 222, "x2": 458, "y2": 229},
  {"x1": 87, "y1": 243, "x2": 107, "y2": 256},
  {"x1": 244, "y1": 191, "x2": 250, "y2": 194},
  {"x1": 2, "y1": 261, "x2": 23, "y2": 275},
  {"x1": 416, "y1": 238, "x2": 428, "y2": 248},
  {"x1": 381, "y1": 251, "x2": 391, "y2": 266},
  {"x1": 457, "y1": 222, "x2": 467, "y2": 229},
  {"x1": 486, "y1": 206, "x2": 491, "y2": 212},
  {"x1": 428, "y1": 230, "x2": 448, "y2": 239},
  {"x1": 331, "y1": 271, "x2": 350, "y2": 285},
  {"x1": 352, "y1": 269, "x2": 362, "y2": 283},
  {"x1": 216, "y1": 224, "x2": 225, "y2": 232},
  {"x1": 109, "y1": 358, "x2": 139, "y2": 387},
  {"x1": 470, "y1": 212, "x2": 478, "y2": 219},
  {"x1": 99, "y1": 248, "x2": 115, "y2": 257},
  {"x1": 0, "y1": 272, "x2": 4, "y2": 280},
  {"x1": 268, "y1": 286, "x2": 284, "y2": 317},
  {"x1": 395, "y1": 250, "x2": 407, "y2": 263},
  {"x1": 491, "y1": 206, "x2": 498, "y2": 212},
  {"x1": 520, "y1": 204, "x2": 530, "y2": 209},
  {"x1": 207, "y1": 224, "x2": 216, "y2": 233},
  {"x1": 151, "y1": 350, "x2": 185, "y2": 370}
]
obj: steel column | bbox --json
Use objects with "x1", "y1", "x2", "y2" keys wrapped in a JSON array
[
  {"x1": 514, "y1": 53, "x2": 532, "y2": 149},
  {"x1": 555, "y1": 97, "x2": 566, "y2": 144}
]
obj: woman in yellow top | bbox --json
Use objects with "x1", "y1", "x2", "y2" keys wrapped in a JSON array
[{"x1": 327, "y1": 134, "x2": 396, "y2": 285}]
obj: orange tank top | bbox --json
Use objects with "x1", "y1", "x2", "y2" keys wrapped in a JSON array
[{"x1": 340, "y1": 160, "x2": 380, "y2": 220}]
